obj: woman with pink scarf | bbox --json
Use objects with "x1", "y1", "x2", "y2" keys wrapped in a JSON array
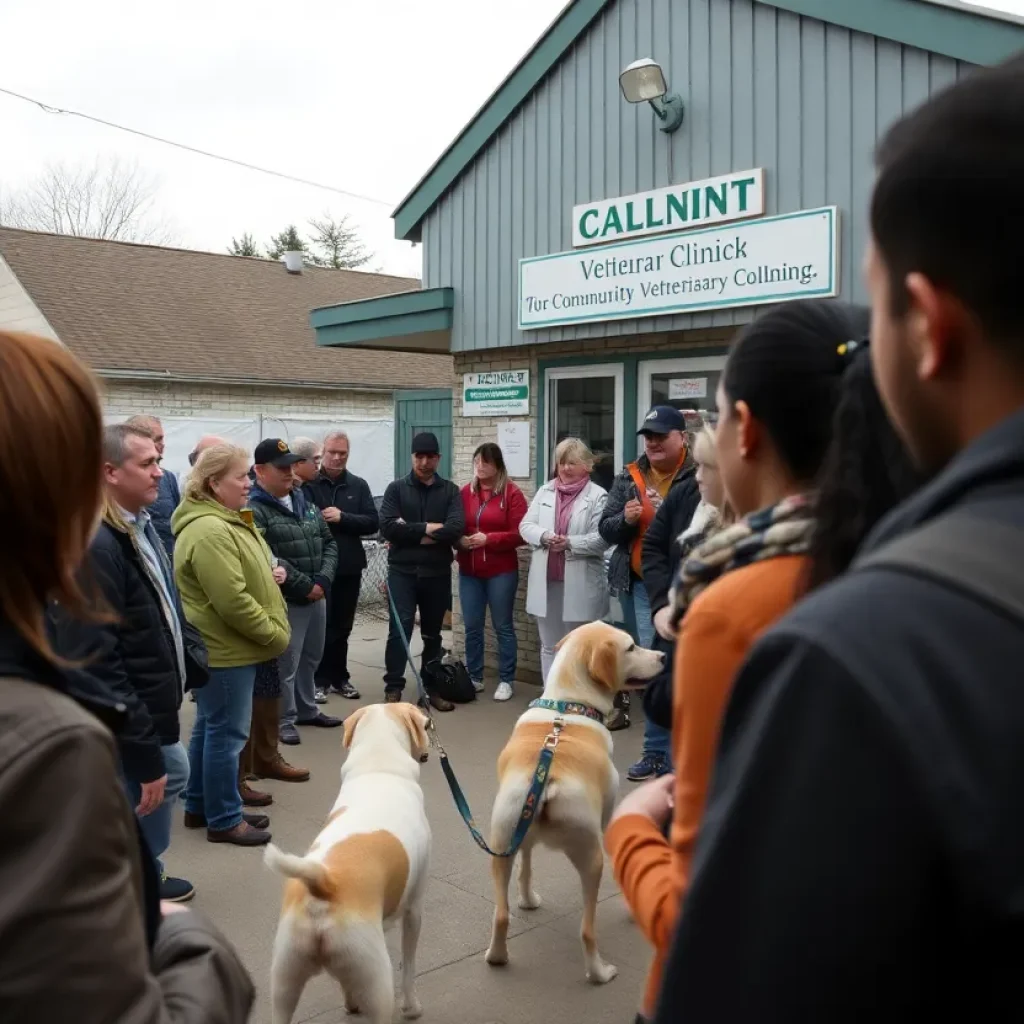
[{"x1": 520, "y1": 438, "x2": 611, "y2": 681}]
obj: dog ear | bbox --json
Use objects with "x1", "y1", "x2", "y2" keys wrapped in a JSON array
[
  {"x1": 343, "y1": 706, "x2": 369, "y2": 749},
  {"x1": 403, "y1": 706, "x2": 430, "y2": 759},
  {"x1": 588, "y1": 637, "x2": 620, "y2": 692}
]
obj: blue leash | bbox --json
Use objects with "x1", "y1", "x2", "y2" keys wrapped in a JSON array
[{"x1": 384, "y1": 580, "x2": 561, "y2": 858}]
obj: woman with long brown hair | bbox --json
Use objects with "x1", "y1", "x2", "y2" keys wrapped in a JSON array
[{"x1": 0, "y1": 330, "x2": 253, "y2": 1022}]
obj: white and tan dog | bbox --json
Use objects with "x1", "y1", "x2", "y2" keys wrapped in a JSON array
[
  {"x1": 485, "y1": 621, "x2": 664, "y2": 983},
  {"x1": 264, "y1": 702, "x2": 432, "y2": 1024}
]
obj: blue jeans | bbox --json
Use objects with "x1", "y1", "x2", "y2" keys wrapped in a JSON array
[
  {"x1": 459, "y1": 571, "x2": 519, "y2": 684},
  {"x1": 624, "y1": 579, "x2": 672, "y2": 762},
  {"x1": 123, "y1": 740, "x2": 190, "y2": 876},
  {"x1": 184, "y1": 665, "x2": 256, "y2": 832}
]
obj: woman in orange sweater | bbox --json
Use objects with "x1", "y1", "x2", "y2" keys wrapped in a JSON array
[{"x1": 604, "y1": 299, "x2": 869, "y2": 1022}]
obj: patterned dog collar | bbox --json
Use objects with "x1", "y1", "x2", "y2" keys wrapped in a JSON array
[{"x1": 528, "y1": 698, "x2": 605, "y2": 724}]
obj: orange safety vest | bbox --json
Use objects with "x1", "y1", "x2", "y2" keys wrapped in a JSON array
[{"x1": 627, "y1": 462, "x2": 657, "y2": 578}]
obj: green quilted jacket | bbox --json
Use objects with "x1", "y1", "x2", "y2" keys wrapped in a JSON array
[{"x1": 248, "y1": 484, "x2": 339, "y2": 605}]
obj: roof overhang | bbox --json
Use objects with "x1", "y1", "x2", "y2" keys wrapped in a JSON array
[
  {"x1": 391, "y1": 0, "x2": 1024, "y2": 243},
  {"x1": 310, "y1": 287, "x2": 454, "y2": 354}
]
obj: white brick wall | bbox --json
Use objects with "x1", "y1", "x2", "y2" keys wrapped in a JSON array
[
  {"x1": 101, "y1": 378, "x2": 394, "y2": 420},
  {"x1": 449, "y1": 328, "x2": 733, "y2": 683}
]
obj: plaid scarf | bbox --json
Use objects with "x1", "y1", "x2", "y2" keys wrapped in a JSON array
[{"x1": 670, "y1": 493, "x2": 815, "y2": 628}]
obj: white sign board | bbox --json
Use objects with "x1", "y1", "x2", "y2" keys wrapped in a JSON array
[
  {"x1": 463, "y1": 369, "x2": 530, "y2": 417},
  {"x1": 520, "y1": 207, "x2": 839, "y2": 330},
  {"x1": 497, "y1": 421, "x2": 530, "y2": 478},
  {"x1": 573, "y1": 168, "x2": 765, "y2": 247},
  {"x1": 669, "y1": 378, "x2": 707, "y2": 400}
]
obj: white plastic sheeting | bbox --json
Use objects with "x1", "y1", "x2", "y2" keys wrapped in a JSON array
[{"x1": 105, "y1": 414, "x2": 395, "y2": 497}]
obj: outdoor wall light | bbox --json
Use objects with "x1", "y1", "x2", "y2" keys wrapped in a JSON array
[{"x1": 619, "y1": 58, "x2": 685, "y2": 133}]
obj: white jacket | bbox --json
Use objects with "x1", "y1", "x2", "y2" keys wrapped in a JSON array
[{"x1": 520, "y1": 480, "x2": 610, "y2": 622}]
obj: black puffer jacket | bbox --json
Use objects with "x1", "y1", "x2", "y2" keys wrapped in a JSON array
[
  {"x1": 249, "y1": 484, "x2": 339, "y2": 604},
  {"x1": 380, "y1": 472, "x2": 464, "y2": 577},
  {"x1": 49, "y1": 515, "x2": 185, "y2": 783},
  {"x1": 302, "y1": 469, "x2": 379, "y2": 575},
  {"x1": 599, "y1": 454, "x2": 697, "y2": 595}
]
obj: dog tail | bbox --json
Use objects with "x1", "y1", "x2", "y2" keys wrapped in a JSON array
[{"x1": 264, "y1": 843, "x2": 333, "y2": 900}]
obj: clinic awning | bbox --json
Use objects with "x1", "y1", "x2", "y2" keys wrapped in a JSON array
[{"x1": 311, "y1": 287, "x2": 454, "y2": 354}]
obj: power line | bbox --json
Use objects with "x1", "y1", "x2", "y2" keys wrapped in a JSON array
[{"x1": 0, "y1": 84, "x2": 396, "y2": 208}]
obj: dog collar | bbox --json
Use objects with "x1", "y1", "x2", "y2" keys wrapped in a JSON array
[{"x1": 528, "y1": 698, "x2": 605, "y2": 724}]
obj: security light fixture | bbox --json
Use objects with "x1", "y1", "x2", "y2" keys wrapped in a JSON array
[{"x1": 619, "y1": 58, "x2": 685, "y2": 133}]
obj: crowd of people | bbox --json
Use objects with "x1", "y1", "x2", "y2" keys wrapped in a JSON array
[{"x1": 0, "y1": 54, "x2": 1021, "y2": 1024}]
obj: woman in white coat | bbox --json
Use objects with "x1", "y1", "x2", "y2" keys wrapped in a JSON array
[{"x1": 521, "y1": 437, "x2": 611, "y2": 681}]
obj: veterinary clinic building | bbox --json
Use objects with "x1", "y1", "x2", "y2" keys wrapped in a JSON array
[{"x1": 313, "y1": 0, "x2": 1024, "y2": 680}]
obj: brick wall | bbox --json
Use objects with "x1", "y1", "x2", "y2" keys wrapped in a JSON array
[
  {"x1": 101, "y1": 378, "x2": 394, "y2": 419},
  {"x1": 449, "y1": 327, "x2": 734, "y2": 684}
]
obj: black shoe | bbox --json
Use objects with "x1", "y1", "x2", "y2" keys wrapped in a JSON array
[
  {"x1": 184, "y1": 810, "x2": 270, "y2": 830},
  {"x1": 330, "y1": 680, "x2": 361, "y2": 699},
  {"x1": 279, "y1": 723, "x2": 301, "y2": 745},
  {"x1": 160, "y1": 874, "x2": 195, "y2": 903},
  {"x1": 297, "y1": 712, "x2": 343, "y2": 728},
  {"x1": 207, "y1": 821, "x2": 272, "y2": 846}
]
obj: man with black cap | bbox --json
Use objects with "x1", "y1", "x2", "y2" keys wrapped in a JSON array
[
  {"x1": 599, "y1": 406, "x2": 698, "y2": 761},
  {"x1": 249, "y1": 439, "x2": 341, "y2": 745},
  {"x1": 379, "y1": 432, "x2": 464, "y2": 711}
]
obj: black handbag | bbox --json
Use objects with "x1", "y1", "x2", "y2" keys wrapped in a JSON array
[
  {"x1": 422, "y1": 657, "x2": 477, "y2": 704},
  {"x1": 182, "y1": 620, "x2": 210, "y2": 692}
]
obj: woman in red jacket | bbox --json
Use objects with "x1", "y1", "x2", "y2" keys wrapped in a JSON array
[{"x1": 457, "y1": 443, "x2": 527, "y2": 702}]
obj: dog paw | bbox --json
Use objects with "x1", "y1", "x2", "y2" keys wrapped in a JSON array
[
  {"x1": 485, "y1": 945, "x2": 509, "y2": 966},
  {"x1": 586, "y1": 960, "x2": 618, "y2": 985},
  {"x1": 401, "y1": 998, "x2": 423, "y2": 1019},
  {"x1": 517, "y1": 891, "x2": 542, "y2": 911}
]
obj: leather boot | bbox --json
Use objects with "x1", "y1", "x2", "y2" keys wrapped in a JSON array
[
  {"x1": 251, "y1": 696, "x2": 310, "y2": 782},
  {"x1": 239, "y1": 778, "x2": 273, "y2": 807}
]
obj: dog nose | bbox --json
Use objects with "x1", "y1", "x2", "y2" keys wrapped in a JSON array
[{"x1": 419, "y1": 753, "x2": 429, "y2": 763}]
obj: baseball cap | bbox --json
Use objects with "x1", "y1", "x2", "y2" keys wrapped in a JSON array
[
  {"x1": 637, "y1": 405, "x2": 687, "y2": 436},
  {"x1": 253, "y1": 438, "x2": 304, "y2": 468},
  {"x1": 411, "y1": 432, "x2": 441, "y2": 456}
]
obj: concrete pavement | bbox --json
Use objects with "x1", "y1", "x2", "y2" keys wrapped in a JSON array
[{"x1": 171, "y1": 619, "x2": 651, "y2": 1024}]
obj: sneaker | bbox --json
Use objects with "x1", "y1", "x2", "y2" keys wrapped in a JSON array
[
  {"x1": 207, "y1": 821, "x2": 272, "y2": 846},
  {"x1": 606, "y1": 708, "x2": 631, "y2": 732},
  {"x1": 384, "y1": 689, "x2": 403, "y2": 704},
  {"x1": 627, "y1": 753, "x2": 670, "y2": 782},
  {"x1": 279, "y1": 723, "x2": 301, "y2": 745},
  {"x1": 297, "y1": 712, "x2": 343, "y2": 728},
  {"x1": 258, "y1": 755, "x2": 311, "y2": 782},
  {"x1": 471, "y1": 679, "x2": 485, "y2": 694},
  {"x1": 160, "y1": 874, "x2": 195, "y2": 903},
  {"x1": 330, "y1": 680, "x2": 362, "y2": 699},
  {"x1": 494, "y1": 682, "x2": 514, "y2": 702},
  {"x1": 314, "y1": 688, "x2": 328, "y2": 704}
]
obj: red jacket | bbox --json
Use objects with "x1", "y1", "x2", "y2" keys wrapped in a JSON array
[{"x1": 456, "y1": 481, "x2": 527, "y2": 579}]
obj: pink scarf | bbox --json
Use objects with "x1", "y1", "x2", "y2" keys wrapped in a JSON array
[{"x1": 548, "y1": 475, "x2": 590, "y2": 583}]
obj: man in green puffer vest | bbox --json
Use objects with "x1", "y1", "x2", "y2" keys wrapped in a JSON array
[{"x1": 249, "y1": 439, "x2": 341, "y2": 745}]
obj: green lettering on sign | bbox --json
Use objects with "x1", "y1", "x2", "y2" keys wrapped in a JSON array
[{"x1": 465, "y1": 387, "x2": 529, "y2": 402}]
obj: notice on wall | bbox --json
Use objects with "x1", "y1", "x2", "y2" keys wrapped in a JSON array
[
  {"x1": 668, "y1": 377, "x2": 708, "y2": 400},
  {"x1": 463, "y1": 370, "x2": 530, "y2": 417},
  {"x1": 497, "y1": 421, "x2": 530, "y2": 478},
  {"x1": 520, "y1": 207, "x2": 839, "y2": 330}
]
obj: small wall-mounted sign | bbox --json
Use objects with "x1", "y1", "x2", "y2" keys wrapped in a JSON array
[{"x1": 463, "y1": 369, "x2": 530, "y2": 417}]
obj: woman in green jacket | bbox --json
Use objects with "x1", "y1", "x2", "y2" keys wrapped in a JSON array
[{"x1": 172, "y1": 445, "x2": 290, "y2": 847}]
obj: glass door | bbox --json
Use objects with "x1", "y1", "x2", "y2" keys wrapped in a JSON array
[
  {"x1": 545, "y1": 364, "x2": 624, "y2": 492},
  {"x1": 636, "y1": 356, "x2": 725, "y2": 454}
]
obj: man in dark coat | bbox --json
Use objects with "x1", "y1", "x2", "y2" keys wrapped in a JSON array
[{"x1": 302, "y1": 430, "x2": 380, "y2": 701}]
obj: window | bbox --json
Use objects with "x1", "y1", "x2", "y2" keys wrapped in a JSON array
[
  {"x1": 637, "y1": 356, "x2": 726, "y2": 453},
  {"x1": 545, "y1": 364, "x2": 624, "y2": 491}
]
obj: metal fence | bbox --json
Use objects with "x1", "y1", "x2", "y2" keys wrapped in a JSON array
[{"x1": 356, "y1": 540, "x2": 390, "y2": 622}]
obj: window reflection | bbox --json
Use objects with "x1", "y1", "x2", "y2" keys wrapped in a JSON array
[{"x1": 550, "y1": 376, "x2": 616, "y2": 491}]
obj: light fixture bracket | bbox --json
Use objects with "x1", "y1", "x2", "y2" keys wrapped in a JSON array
[{"x1": 649, "y1": 93, "x2": 685, "y2": 133}]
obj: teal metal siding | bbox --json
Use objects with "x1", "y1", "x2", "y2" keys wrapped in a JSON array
[
  {"x1": 393, "y1": 390, "x2": 454, "y2": 481},
  {"x1": 420, "y1": 0, "x2": 972, "y2": 352}
]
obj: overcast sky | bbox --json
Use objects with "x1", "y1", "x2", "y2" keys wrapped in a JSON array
[
  {"x1": 0, "y1": 0, "x2": 566, "y2": 278},
  {"x1": 2, "y1": 0, "x2": 1021, "y2": 279}
]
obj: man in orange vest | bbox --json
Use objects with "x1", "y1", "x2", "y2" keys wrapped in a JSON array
[{"x1": 599, "y1": 406, "x2": 698, "y2": 776}]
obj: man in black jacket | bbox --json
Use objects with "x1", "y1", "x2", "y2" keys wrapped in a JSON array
[
  {"x1": 599, "y1": 406, "x2": 696, "y2": 750},
  {"x1": 52, "y1": 423, "x2": 198, "y2": 903},
  {"x1": 655, "y1": 56, "x2": 1024, "y2": 1024},
  {"x1": 380, "y1": 432, "x2": 464, "y2": 711},
  {"x1": 303, "y1": 430, "x2": 380, "y2": 701}
]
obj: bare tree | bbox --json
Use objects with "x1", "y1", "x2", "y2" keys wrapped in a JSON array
[
  {"x1": 0, "y1": 158, "x2": 174, "y2": 243},
  {"x1": 306, "y1": 212, "x2": 372, "y2": 269}
]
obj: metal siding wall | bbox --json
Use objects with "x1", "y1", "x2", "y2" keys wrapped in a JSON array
[{"x1": 419, "y1": 0, "x2": 970, "y2": 352}]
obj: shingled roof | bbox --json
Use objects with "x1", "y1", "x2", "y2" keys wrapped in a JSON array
[{"x1": 0, "y1": 227, "x2": 452, "y2": 390}]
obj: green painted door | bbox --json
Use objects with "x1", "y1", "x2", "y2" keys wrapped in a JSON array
[{"x1": 394, "y1": 389, "x2": 453, "y2": 480}]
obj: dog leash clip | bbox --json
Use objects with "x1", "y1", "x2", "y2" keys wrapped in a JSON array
[{"x1": 543, "y1": 716, "x2": 565, "y2": 751}]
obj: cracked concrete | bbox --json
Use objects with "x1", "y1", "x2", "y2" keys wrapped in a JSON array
[{"x1": 171, "y1": 619, "x2": 651, "y2": 1024}]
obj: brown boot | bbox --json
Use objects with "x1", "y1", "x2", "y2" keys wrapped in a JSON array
[
  {"x1": 258, "y1": 754, "x2": 311, "y2": 783},
  {"x1": 239, "y1": 779, "x2": 273, "y2": 807}
]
